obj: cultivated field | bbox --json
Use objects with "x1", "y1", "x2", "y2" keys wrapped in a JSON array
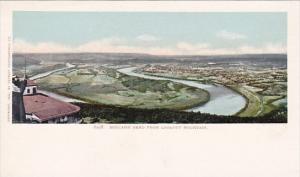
[
  {"x1": 13, "y1": 53, "x2": 287, "y2": 119},
  {"x1": 35, "y1": 65, "x2": 209, "y2": 110}
]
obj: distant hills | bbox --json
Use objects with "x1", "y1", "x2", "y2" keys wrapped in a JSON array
[{"x1": 13, "y1": 53, "x2": 287, "y2": 66}]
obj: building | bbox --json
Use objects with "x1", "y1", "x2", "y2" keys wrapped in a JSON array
[
  {"x1": 23, "y1": 93, "x2": 81, "y2": 123},
  {"x1": 23, "y1": 80, "x2": 37, "y2": 95},
  {"x1": 12, "y1": 77, "x2": 81, "y2": 123}
]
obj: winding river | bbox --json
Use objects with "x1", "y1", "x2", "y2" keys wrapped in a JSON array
[
  {"x1": 31, "y1": 64, "x2": 247, "y2": 115},
  {"x1": 118, "y1": 67, "x2": 247, "y2": 115},
  {"x1": 29, "y1": 63, "x2": 75, "y2": 80}
]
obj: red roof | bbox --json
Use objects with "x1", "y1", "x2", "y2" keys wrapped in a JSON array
[
  {"x1": 27, "y1": 80, "x2": 37, "y2": 86},
  {"x1": 23, "y1": 93, "x2": 80, "y2": 121}
]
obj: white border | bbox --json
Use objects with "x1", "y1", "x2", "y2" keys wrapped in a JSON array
[{"x1": 1, "y1": 1, "x2": 299, "y2": 177}]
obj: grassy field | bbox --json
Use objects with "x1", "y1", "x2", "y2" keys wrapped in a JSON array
[
  {"x1": 232, "y1": 86, "x2": 262, "y2": 117},
  {"x1": 232, "y1": 85, "x2": 285, "y2": 117},
  {"x1": 36, "y1": 66, "x2": 209, "y2": 110},
  {"x1": 261, "y1": 95, "x2": 285, "y2": 115},
  {"x1": 20, "y1": 62, "x2": 286, "y2": 117}
]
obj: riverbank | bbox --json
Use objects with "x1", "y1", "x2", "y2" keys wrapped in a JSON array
[
  {"x1": 229, "y1": 85, "x2": 285, "y2": 117},
  {"x1": 30, "y1": 63, "x2": 75, "y2": 80},
  {"x1": 140, "y1": 72, "x2": 214, "y2": 85},
  {"x1": 141, "y1": 69, "x2": 284, "y2": 117},
  {"x1": 119, "y1": 67, "x2": 246, "y2": 115}
]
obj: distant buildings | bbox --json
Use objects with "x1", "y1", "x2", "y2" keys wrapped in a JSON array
[{"x1": 142, "y1": 63, "x2": 287, "y2": 95}]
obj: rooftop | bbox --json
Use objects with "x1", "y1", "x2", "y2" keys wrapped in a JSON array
[{"x1": 23, "y1": 93, "x2": 80, "y2": 121}]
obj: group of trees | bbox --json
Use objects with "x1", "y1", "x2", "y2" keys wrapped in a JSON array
[{"x1": 73, "y1": 103, "x2": 287, "y2": 124}]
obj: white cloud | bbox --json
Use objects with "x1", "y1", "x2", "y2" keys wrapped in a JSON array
[
  {"x1": 176, "y1": 42, "x2": 210, "y2": 52},
  {"x1": 237, "y1": 43, "x2": 286, "y2": 54},
  {"x1": 264, "y1": 43, "x2": 287, "y2": 53},
  {"x1": 13, "y1": 39, "x2": 73, "y2": 53},
  {"x1": 136, "y1": 34, "x2": 160, "y2": 42},
  {"x1": 216, "y1": 30, "x2": 247, "y2": 40},
  {"x1": 14, "y1": 39, "x2": 286, "y2": 56}
]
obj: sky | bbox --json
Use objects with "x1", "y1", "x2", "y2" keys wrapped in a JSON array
[{"x1": 13, "y1": 12, "x2": 287, "y2": 55}]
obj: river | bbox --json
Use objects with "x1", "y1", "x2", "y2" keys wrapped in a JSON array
[
  {"x1": 118, "y1": 67, "x2": 246, "y2": 115},
  {"x1": 29, "y1": 63, "x2": 75, "y2": 80},
  {"x1": 30, "y1": 64, "x2": 246, "y2": 115}
]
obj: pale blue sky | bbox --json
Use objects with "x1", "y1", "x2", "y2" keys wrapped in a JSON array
[{"x1": 13, "y1": 12, "x2": 287, "y2": 55}]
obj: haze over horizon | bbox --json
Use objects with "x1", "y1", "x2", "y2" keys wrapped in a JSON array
[{"x1": 13, "y1": 12, "x2": 287, "y2": 55}]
